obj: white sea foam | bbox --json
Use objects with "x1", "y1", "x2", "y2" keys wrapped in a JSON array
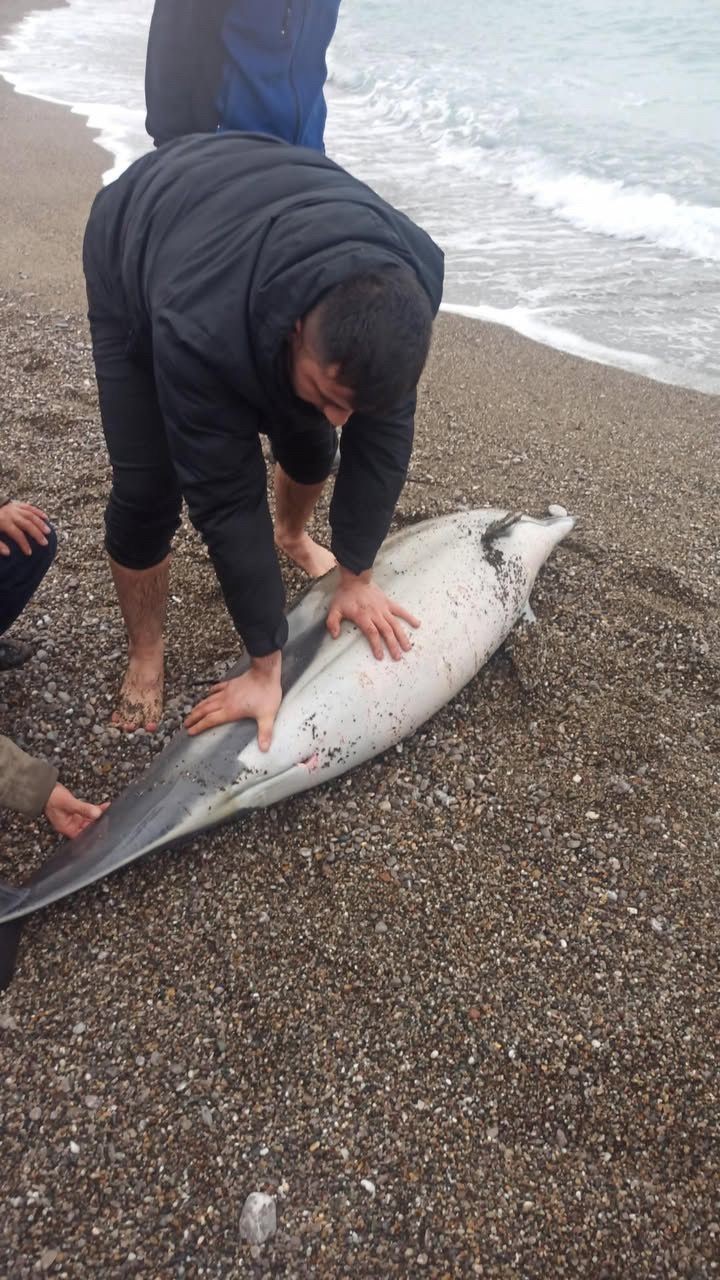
[
  {"x1": 328, "y1": 65, "x2": 720, "y2": 262},
  {"x1": 510, "y1": 164, "x2": 720, "y2": 261},
  {"x1": 1, "y1": 0, "x2": 718, "y2": 391},
  {"x1": 0, "y1": 0, "x2": 151, "y2": 182},
  {"x1": 441, "y1": 302, "x2": 717, "y2": 394}
]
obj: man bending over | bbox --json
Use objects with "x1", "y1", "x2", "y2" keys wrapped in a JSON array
[{"x1": 82, "y1": 133, "x2": 444, "y2": 746}]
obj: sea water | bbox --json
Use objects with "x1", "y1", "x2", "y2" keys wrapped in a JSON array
[{"x1": 1, "y1": 0, "x2": 718, "y2": 392}]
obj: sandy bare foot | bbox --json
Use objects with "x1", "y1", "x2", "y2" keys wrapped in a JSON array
[
  {"x1": 111, "y1": 657, "x2": 164, "y2": 733},
  {"x1": 275, "y1": 531, "x2": 336, "y2": 578}
]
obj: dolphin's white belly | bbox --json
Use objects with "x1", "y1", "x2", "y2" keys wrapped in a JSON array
[{"x1": 222, "y1": 510, "x2": 555, "y2": 813}]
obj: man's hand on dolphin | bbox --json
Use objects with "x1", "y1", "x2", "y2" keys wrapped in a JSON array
[
  {"x1": 184, "y1": 569, "x2": 418, "y2": 748},
  {"x1": 185, "y1": 652, "x2": 283, "y2": 749},
  {"x1": 326, "y1": 568, "x2": 420, "y2": 661}
]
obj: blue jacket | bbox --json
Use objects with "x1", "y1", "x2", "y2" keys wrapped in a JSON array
[{"x1": 145, "y1": 0, "x2": 341, "y2": 151}]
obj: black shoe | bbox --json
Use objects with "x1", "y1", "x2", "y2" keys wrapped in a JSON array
[{"x1": 0, "y1": 639, "x2": 33, "y2": 671}]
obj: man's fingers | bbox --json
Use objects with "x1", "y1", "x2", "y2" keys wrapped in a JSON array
[
  {"x1": 10, "y1": 527, "x2": 33, "y2": 556},
  {"x1": 185, "y1": 694, "x2": 222, "y2": 729},
  {"x1": 358, "y1": 618, "x2": 384, "y2": 661},
  {"x1": 326, "y1": 606, "x2": 342, "y2": 639},
  {"x1": 24, "y1": 504, "x2": 50, "y2": 524},
  {"x1": 388, "y1": 614, "x2": 412, "y2": 653},
  {"x1": 24, "y1": 523, "x2": 49, "y2": 547},
  {"x1": 0, "y1": 540, "x2": 9, "y2": 556},
  {"x1": 374, "y1": 615, "x2": 402, "y2": 660},
  {"x1": 18, "y1": 510, "x2": 49, "y2": 536},
  {"x1": 10, "y1": 512, "x2": 48, "y2": 546},
  {"x1": 390, "y1": 602, "x2": 420, "y2": 629},
  {"x1": 75, "y1": 800, "x2": 106, "y2": 820},
  {"x1": 256, "y1": 713, "x2": 275, "y2": 753},
  {"x1": 186, "y1": 708, "x2": 225, "y2": 736}
]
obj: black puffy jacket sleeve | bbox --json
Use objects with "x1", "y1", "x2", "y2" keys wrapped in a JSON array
[
  {"x1": 145, "y1": 0, "x2": 229, "y2": 146},
  {"x1": 329, "y1": 396, "x2": 415, "y2": 574},
  {"x1": 152, "y1": 311, "x2": 288, "y2": 656}
]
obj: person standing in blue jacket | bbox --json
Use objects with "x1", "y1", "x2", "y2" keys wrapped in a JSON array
[{"x1": 145, "y1": 0, "x2": 342, "y2": 150}]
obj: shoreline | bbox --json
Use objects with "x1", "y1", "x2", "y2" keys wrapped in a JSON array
[
  {"x1": 2, "y1": 2, "x2": 719, "y2": 395},
  {"x1": 0, "y1": 0, "x2": 109, "y2": 312}
]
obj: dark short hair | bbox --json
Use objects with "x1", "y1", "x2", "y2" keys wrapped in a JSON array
[{"x1": 309, "y1": 267, "x2": 435, "y2": 414}]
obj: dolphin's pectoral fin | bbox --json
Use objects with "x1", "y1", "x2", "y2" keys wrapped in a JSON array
[
  {"x1": 0, "y1": 918, "x2": 24, "y2": 992},
  {"x1": 0, "y1": 880, "x2": 30, "y2": 919},
  {"x1": 521, "y1": 600, "x2": 537, "y2": 626}
]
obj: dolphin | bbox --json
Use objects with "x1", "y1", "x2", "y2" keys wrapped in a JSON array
[{"x1": 0, "y1": 507, "x2": 574, "y2": 987}]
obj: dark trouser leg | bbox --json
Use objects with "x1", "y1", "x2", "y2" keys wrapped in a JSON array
[
  {"x1": 86, "y1": 287, "x2": 182, "y2": 731},
  {"x1": 0, "y1": 525, "x2": 57, "y2": 636}
]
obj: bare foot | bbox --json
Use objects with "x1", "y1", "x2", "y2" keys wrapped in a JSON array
[
  {"x1": 111, "y1": 653, "x2": 164, "y2": 732},
  {"x1": 275, "y1": 530, "x2": 336, "y2": 578}
]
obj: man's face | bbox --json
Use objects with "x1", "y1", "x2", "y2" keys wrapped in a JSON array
[{"x1": 289, "y1": 315, "x2": 355, "y2": 428}]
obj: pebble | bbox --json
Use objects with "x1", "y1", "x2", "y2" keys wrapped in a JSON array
[
  {"x1": 360, "y1": 1179, "x2": 377, "y2": 1197},
  {"x1": 547, "y1": 503, "x2": 568, "y2": 517},
  {"x1": 239, "y1": 1192, "x2": 277, "y2": 1245}
]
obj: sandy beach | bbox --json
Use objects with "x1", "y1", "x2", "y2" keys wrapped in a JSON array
[{"x1": 1, "y1": 5, "x2": 719, "y2": 1276}]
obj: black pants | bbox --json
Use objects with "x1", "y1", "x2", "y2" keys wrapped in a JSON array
[
  {"x1": 85, "y1": 271, "x2": 338, "y2": 573},
  {"x1": 0, "y1": 526, "x2": 57, "y2": 635}
]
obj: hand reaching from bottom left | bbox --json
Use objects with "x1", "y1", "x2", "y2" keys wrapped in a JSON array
[{"x1": 44, "y1": 784, "x2": 109, "y2": 839}]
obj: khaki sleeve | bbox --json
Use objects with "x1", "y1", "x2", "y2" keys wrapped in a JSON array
[{"x1": 0, "y1": 734, "x2": 58, "y2": 817}]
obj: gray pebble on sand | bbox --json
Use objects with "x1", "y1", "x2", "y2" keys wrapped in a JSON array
[{"x1": 239, "y1": 1193, "x2": 277, "y2": 1245}]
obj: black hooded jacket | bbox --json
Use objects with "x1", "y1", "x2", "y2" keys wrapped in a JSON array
[{"x1": 84, "y1": 133, "x2": 444, "y2": 656}]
